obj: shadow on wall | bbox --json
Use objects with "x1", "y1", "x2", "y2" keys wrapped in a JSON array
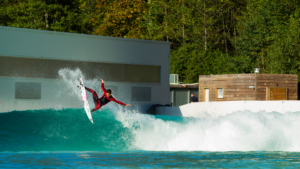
[
  {"x1": 155, "y1": 107, "x2": 183, "y2": 116},
  {"x1": 145, "y1": 104, "x2": 182, "y2": 116}
]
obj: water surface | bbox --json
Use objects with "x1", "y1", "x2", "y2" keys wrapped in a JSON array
[{"x1": 1, "y1": 108, "x2": 300, "y2": 168}]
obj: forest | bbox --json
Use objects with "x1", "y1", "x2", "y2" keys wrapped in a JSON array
[{"x1": 1, "y1": 0, "x2": 300, "y2": 83}]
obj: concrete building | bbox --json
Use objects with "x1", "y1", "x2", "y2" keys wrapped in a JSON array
[{"x1": 0, "y1": 26, "x2": 170, "y2": 113}]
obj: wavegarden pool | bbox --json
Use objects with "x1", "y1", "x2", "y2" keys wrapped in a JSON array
[{"x1": 1, "y1": 108, "x2": 300, "y2": 168}]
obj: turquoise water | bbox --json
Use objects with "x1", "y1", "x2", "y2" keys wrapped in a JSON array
[
  {"x1": 0, "y1": 109, "x2": 132, "y2": 152},
  {"x1": 1, "y1": 151, "x2": 300, "y2": 168},
  {"x1": 1, "y1": 108, "x2": 300, "y2": 168}
]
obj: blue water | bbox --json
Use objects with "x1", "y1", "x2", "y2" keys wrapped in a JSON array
[
  {"x1": 2, "y1": 108, "x2": 300, "y2": 168},
  {"x1": 1, "y1": 151, "x2": 300, "y2": 168},
  {"x1": 0, "y1": 109, "x2": 132, "y2": 152}
]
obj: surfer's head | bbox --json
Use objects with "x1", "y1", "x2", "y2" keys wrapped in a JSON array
[{"x1": 106, "y1": 89, "x2": 112, "y2": 97}]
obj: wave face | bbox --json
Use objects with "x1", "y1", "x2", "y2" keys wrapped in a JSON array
[
  {"x1": 1, "y1": 108, "x2": 300, "y2": 152},
  {"x1": 0, "y1": 108, "x2": 133, "y2": 152}
]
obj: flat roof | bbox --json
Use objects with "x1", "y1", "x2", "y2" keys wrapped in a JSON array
[
  {"x1": 0, "y1": 26, "x2": 170, "y2": 45},
  {"x1": 199, "y1": 73, "x2": 298, "y2": 78},
  {"x1": 170, "y1": 84, "x2": 198, "y2": 89}
]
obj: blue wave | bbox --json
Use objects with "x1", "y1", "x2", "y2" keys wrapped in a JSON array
[
  {"x1": 3, "y1": 108, "x2": 300, "y2": 152},
  {"x1": 0, "y1": 109, "x2": 134, "y2": 152}
]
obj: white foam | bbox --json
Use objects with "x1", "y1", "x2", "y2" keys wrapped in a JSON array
[
  {"x1": 58, "y1": 68, "x2": 83, "y2": 96},
  {"x1": 114, "y1": 110, "x2": 300, "y2": 152},
  {"x1": 56, "y1": 68, "x2": 300, "y2": 152},
  {"x1": 58, "y1": 68, "x2": 103, "y2": 102}
]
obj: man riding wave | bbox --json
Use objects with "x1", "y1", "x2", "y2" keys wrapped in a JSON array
[{"x1": 79, "y1": 78, "x2": 130, "y2": 112}]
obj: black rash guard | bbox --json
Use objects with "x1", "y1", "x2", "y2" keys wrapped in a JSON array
[{"x1": 99, "y1": 94, "x2": 110, "y2": 106}]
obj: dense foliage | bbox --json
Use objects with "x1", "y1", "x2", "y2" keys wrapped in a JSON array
[
  {"x1": 1, "y1": 0, "x2": 300, "y2": 83},
  {"x1": 0, "y1": 0, "x2": 93, "y2": 33}
]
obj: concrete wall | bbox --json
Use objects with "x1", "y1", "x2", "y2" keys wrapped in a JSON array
[
  {"x1": 156, "y1": 101, "x2": 300, "y2": 117},
  {"x1": 0, "y1": 77, "x2": 79, "y2": 112},
  {"x1": 0, "y1": 26, "x2": 170, "y2": 112}
]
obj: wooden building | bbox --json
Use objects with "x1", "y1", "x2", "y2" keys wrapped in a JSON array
[{"x1": 198, "y1": 74, "x2": 298, "y2": 102}]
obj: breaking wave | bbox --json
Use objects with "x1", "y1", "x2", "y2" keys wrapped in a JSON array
[{"x1": 1, "y1": 108, "x2": 300, "y2": 152}]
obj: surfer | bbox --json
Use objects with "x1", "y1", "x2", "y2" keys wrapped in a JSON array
[{"x1": 80, "y1": 78, "x2": 131, "y2": 112}]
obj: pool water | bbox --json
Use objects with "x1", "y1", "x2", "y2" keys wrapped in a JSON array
[
  {"x1": 1, "y1": 108, "x2": 300, "y2": 168},
  {"x1": 1, "y1": 151, "x2": 300, "y2": 168}
]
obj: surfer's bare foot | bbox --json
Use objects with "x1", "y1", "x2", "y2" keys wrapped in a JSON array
[{"x1": 78, "y1": 79, "x2": 83, "y2": 85}]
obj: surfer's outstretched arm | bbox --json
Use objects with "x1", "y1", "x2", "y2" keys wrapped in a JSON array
[
  {"x1": 100, "y1": 78, "x2": 106, "y2": 92},
  {"x1": 100, "y1": 78, "x2": 131, "y2": 107},
  {"x1": 111, "y1": 98, "x2": 131, "y2": 106}
]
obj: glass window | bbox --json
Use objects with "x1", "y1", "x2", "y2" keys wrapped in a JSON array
[{"x1": 217, "y1": 88, "x2": 223, "y2": 99}]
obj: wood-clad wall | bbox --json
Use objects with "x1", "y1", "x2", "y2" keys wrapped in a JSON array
[
  {"x1": 198, "y1": 74, "x2": 298, "y2": 102},
  {"x1": 256, "y1": 74, "x2": 298, "y2": 100},
  {"x1": 199, "y1": 74, "x2": 256, "y2": 101}
]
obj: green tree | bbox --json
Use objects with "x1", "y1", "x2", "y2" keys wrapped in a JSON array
[
  {"x1": 89, "y1": 0, "x2": 147, "y2": 38},
  {"x1": 0, "y1": 0, "x2": 92, "y2": 33},
  {"x1": 171, "y1": 44, "x2": 234, "y2": 83},
  {"x1": 233, "y1": 0, "x2": 300, "y2": 73},
  {"x1": 144, "y1": 0, "x2": 240, "y2": 82},
  {"x1": 266, "y1": 13, "x2": 300, "y2": 76}
]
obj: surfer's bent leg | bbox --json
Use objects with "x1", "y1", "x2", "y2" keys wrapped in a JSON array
[
  {"x1": 85, "y1": 87, "x2": 99, "y2": 100},
  {"x1": 85, "y1": 87, "x2": 96, "y2": 95},
  {"x1": 91, "y1": 104, "x2": 101, "y2": 112},
  {"x1": 85, "y1": 87, "x2": 100, "y2": 107}
]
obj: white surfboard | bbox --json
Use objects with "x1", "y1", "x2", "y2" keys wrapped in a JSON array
[{"x1": 79, "y1": 77, "x2": 94, "y2": 124}]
